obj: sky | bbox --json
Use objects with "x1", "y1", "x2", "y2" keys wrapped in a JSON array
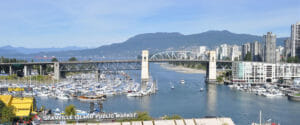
[{"x1": 0, "y1": 0, "x2": 299, "y2": 48}]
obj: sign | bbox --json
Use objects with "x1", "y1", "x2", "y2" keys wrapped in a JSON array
[{"x1": 42, "y1": 113, "x2": 137, "y2": 121}]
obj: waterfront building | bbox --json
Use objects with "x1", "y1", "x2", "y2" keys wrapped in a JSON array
[
  {"x1": 251, "y1": 41, "x2": 262, "y2": 61},
  {"x1": 230, "y1": 45, "x2": 241, "y2": 61},
  {"x1": 263, "y1": 32, "x2": 276, "y2": 63},
  {"x1": 0, "y1": 95, "x2": 35, "y2": 117},
  {"x1": 232, "y1": 62, "x2": 300, "y2": 84},
  {"x1": 291, "y1": 22, "x2": 300, "y2": 58},
  {"x1": 242, "y1": 42, "x2": 251, "y2": 60}
]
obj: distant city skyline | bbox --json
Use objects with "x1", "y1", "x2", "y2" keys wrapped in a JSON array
[{"x1": 0, "y1": 0, "x2": 299, "y2": 48}]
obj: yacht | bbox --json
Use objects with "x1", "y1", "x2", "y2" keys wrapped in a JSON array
[
  {"x1": 56, "y1": 94, "x2": 69, "y2": 100},
  {"x1": 171, "y1": 85, "x2": 175, "y2": 89},
  {"x1": 127, "y1": 92, "x2": 143, "y2": 97},
  {"x1": 180, "y1": 80, "x2": 185, "y2": 84},
  {"x1": 200, "y1": 88, "x2": 204, "y2": 92}
]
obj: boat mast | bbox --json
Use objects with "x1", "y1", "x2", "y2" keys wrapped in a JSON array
[{"x1": 260, "y1": 110, "x2": 262, "y2": 125}]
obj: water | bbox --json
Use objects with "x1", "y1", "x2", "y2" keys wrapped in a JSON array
[{"x1": 36, "y1": 63, "x2": 300, "y2": 125}]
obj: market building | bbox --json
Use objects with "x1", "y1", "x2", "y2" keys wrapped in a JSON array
[{"x1": 0, "y1": 95, "x2": 36, "y2": 117}]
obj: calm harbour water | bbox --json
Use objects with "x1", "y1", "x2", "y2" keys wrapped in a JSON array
[{"x1": 36, "y1": 63, "x2": 300, "y2": 125}]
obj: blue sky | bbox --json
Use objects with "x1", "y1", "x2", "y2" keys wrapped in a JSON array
[{"x1": 0, "y1": 0, "x2": 299, "y2": 48}]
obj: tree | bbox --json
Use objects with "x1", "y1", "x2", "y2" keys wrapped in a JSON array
[
  {"x1": 65, "y1": 104, "x2": 76, "y2": 116},
  {"x1": 0, "y1": 100, "x2": 5, "y2": 117},
  {"x1": 68, "y1": 57, "x2": 77, "y2": 62},
  {"x1": 1, "y1": 106, "x2": 15, "y2": 123},
  {"x1": 234, "y1": 57, "x2": 239, "y2": 61},
  {"x1": 51, "y1": 58, "x2": 58, "y2": 62},
  {"x1": 224, "y1": 57, "x2": 231, "y2": 61},
  {"x1": 287, "y1": 57, "x2": 299, "y2": 63},
  {"x1": 243, "y1": 52, "x2": 252, "y2": 61},
  {"x1": 162, "y1": 114, "x2": 182, "y2": 120},
  {"x1": 135, "y1": 111, "x2": 152, "y2": 121}
]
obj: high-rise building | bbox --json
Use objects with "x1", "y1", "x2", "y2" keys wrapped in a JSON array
[
  {"x1": 284, "y1": 38, "x2": 291, "y2": 58},
  {"x1": 263, "y1": 32, "x2": 276, "y2": 63},
  {"x1": 220, "y1": 44, "x2": 229, "y2": 60},
  {"x1": 291, "y1": 22, "x2": 300, "y2": 58},
  {"x1": 276, "y1": 49, "x2": 281, "y2": 62},
  {"x1": 230, "y1": 45, "x2": 240, "y2": 61},
  {"x1": 251, "y1": 41, "x2": 262, "y2": 61},
  {"x1": 199, "y1": 46, "x2": 207, "y2": 55},
  {"x1": 242, "y1": 42, "x2": 251, "y2": 60},
  {"x1": 215, "y1": 47, "x2": 220, "y2": 60}
]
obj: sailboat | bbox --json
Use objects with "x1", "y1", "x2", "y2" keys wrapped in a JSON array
[
  {"x1": 251, "y1": 110, "x2": 279, "y2": 125},
  {"x1": 170, "y1": 82, "x2": 174, "y2": 89}
]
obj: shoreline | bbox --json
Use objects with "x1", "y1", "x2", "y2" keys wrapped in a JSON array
[{"x1": 159, "y1": 63, "x2": 206, "y2": 74}]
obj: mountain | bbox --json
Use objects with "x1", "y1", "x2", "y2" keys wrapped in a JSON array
[
  {"x1": 40, "y1": 30, "x2": 287, "y2": 57},
  {"x1": 0, "y1": 46, "x2": 88, "y2": 56},
  {"x1": 1, "y1": 30, "x2": 288, "y2": 58}
]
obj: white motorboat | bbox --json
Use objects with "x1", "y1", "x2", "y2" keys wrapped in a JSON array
[
  {"x1": 56, "y1": 94, "x2": 69, "y2": 100},
  {"x1": 127, "y1": 92, "x2": 143, "y2": 97},
  {"x1": 38, "y1": 92, "x2": 49, "y2": 97},
  {"x1": 200, "y1": 88, "x2": 204, "y2": 92},
  {"x1": 180, "y1": 80, "x2": 185, "y2": 84}
]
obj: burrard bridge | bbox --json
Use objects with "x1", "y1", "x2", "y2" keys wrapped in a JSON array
[{"x1": 0, "y1": 50, "x2": 232, "y2": 83}]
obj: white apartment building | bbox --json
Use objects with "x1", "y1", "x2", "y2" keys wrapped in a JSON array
[
  {"x1": 199, "y1": 46, "x2": 207, "y2": 55},
  {"x1": 219, "y1": 44, "x2": 229, "y2": 60},
  {"x1": 232, "y1": 62, "x2": 300, "y2": 84},
  {"x1": 230, "y1": 45, "x2": 241, "y2": 61}
]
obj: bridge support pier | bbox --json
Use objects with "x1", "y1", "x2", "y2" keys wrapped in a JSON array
[
  {"x1": 23, "y1": 65, "x2": 31, "y2": 76},
  {"x1": 95, "y1": 70, "x2": 100, "y2": 82},
  {"x1": 141, "y1": 50, "x2": 149, "y2": 92},
  {"x1": 54, "y1": 62, "x2": 60, "y2": 80},
  {"x1": 206, "y1": 51, "x2": 217, "y2": 83},
  {"x1": 9, "y1": 65, "x2": 12, "y2": 75},
  {"x1": 39, "y1": 65, "x2": 44, "y2": 75}
]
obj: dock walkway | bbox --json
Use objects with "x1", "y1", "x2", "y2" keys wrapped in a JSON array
[{"x1": 42, "y1": 118, "x2": 235, "y2": 125}]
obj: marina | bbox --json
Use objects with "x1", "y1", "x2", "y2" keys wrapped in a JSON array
[{"x1": 0, "y1": 71, "x2": 157, "y2": 101}]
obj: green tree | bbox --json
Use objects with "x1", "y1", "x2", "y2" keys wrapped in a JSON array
[
  {"x1": 135, "y1": 111, "x2": 152, "y2": 121},
  {"x1": 0, "y1": 100, "x2": 5, "y2": 117},
  {"x1": 51, "y1": 58, "x2": 58, "y2": 62},
  {"x1": 224, "y1": 57, "x2": 231, "y2": 61},
  {"x1": 68, "y1": 57, "x2": 77, "y2": 62},
  {"x1": 243, "y1": 52, "x2": 252, "y2": 61},
  {"x1": 40, "y1": 105, "x2": 45, "y2": 112},
  {"x1": 1, "y1": 106, "x2": 15, "y2": 123},
  {"x1": 217, "y1": 76, "x2": 223, "y2": 83},
  {"x1": 162, "y1": 114, "x2": 182, "y2": 120},
  {"x1": 287, "y1": 57, "x2": 299, "y2": 63},
  {"x1": 65, "y1": 104, "x2": 76, "y2": 116},
  {"x1": 234, "y1": 57, "x2": 239, "y2": 61}
]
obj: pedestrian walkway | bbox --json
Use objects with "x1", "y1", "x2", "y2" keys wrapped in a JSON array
[{"x1": 42, "y1": 118, "x2": 235, "y2": 125}]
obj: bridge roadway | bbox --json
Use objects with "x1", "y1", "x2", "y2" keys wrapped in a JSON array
[{"x1": 0, "y1": 59, "x2": 232, "y2": 65}]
